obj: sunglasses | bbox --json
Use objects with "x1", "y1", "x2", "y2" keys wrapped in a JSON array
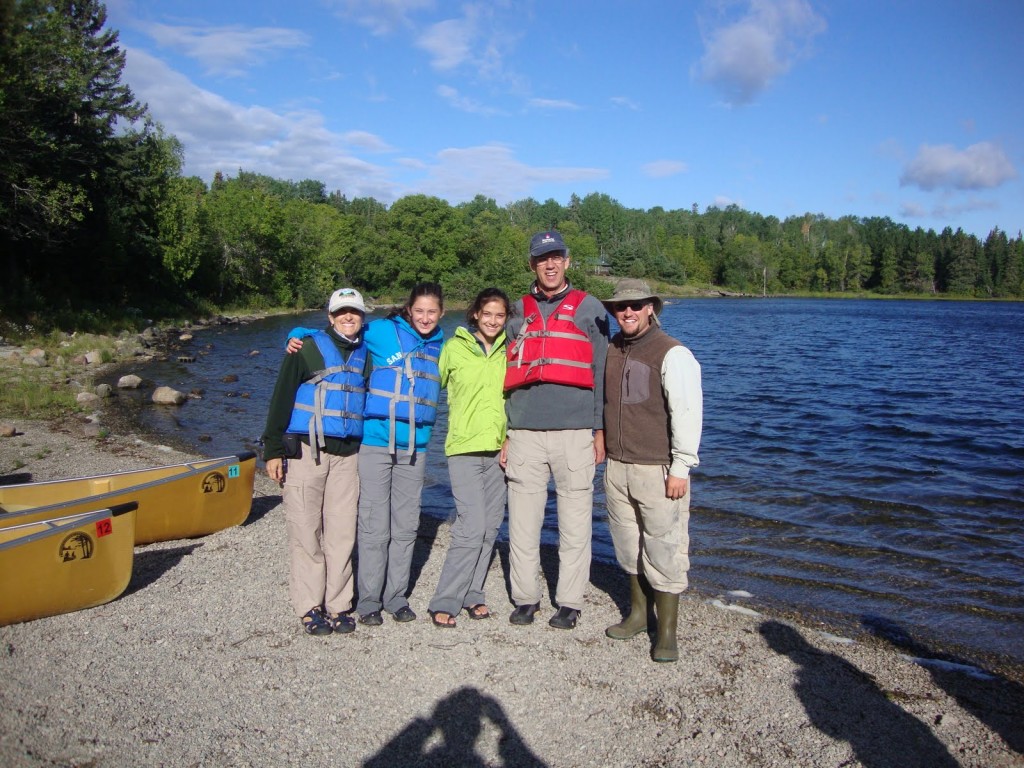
[{"x1": 611, "y1": 301, "x2": 649, "y2": 312}]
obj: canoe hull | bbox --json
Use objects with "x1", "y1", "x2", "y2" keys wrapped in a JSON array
[
  {"x1": 0, "y1": 453, "x2": 257, "y2": 544},
  {"x1": 0, "y1": 503, "x2": 137, "y2": 626}
]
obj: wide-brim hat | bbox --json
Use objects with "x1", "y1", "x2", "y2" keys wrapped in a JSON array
[{"x1": 602, "y1": 279, "x2": 664, "y2": 315}]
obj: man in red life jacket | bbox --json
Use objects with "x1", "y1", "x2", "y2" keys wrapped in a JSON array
[
  {"x1": 500, "y1": 231, "x2": 610, "y2": 630},
  {"x1": 602, "y1": 280, "x2": 702, "y2": 662}
]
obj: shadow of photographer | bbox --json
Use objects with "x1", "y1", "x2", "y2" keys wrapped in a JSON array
[
  {"x1": 862, "y1": 614, "x2": 1024, "y2": 757},
  {"x1": 363, "y1": 686, "x2": 546, "y2": 768},
  {"x1": 760, "y1": 619, "x2": 959, "y2": 768}
]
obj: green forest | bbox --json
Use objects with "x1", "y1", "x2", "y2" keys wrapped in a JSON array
[{"x1": 3, "y1": 0, "x2": 1023, "y2": 335}]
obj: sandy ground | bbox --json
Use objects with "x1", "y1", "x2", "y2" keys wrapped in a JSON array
[{"x1": 1, "y1": 416, "x2": 1023, "y2": 768}]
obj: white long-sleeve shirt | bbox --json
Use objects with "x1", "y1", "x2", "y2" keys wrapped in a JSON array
[{"x1": 662, "y1": 344, "x2": 703, "y2": 479}]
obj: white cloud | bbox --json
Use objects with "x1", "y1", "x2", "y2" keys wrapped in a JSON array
[
  {"x1": 342, "y1": 131, "x2": 395, "y2": 153},
  {"x1": 143, "y1": 23, "x2": 309, "y2": 77},
  {"x1": 414, "y1": 4, "x2": 519, "y2": 83},
  {"x1": 417, "y1": 18, "x2": 474, "y2": 70},
  {"x1": 412, "y1": 145, "x2": 607, "y2": 204},
  {"x1": 122, "y1": 48, "x2": 395, "y2": 198},
  {"x1": 528, "y1": 98, "x2": 582, "y2": 111},
  {"x1": 899, "y1": 201, "x2": 928, "y2": 218},
  {"x1": 326, "y1": 0, "x2": 433, "y2": 36},
  {"x1": 694, "y1": 0, "x2": 826, "y2": 106},
  {"x1": 932, "y1": 197, "x2": 1000, "y2": 219},
  {"x1": 642, "y1": 160, "x2": 689, "y2": 178},
  {"x1": 900, "y1": 142, "x2": 1017, "y2": 191},
  {"x1": 437, "y1": 85, "x2": 502, "y2": 116},
  {"x1": 901, "y1": 197, "x2": 1000, "y2": 223},
  {"x1": 122, "y1": 48, "x2": 605, "y2": 207},
  {"x1": 610, "y1": 96, "x2": 640, "y2": 111},
  {"x1": 332, "y1": 1, "x2": 520, "y2": 81}
]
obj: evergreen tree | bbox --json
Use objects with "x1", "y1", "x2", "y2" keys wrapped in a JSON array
[{"x1": 0, "y1": 0, "x2": 147, "y2": 312}]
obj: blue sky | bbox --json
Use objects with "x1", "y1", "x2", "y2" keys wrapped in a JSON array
[{"x1": 104, "y1": 0, "x2": 1022, "y2": 239}]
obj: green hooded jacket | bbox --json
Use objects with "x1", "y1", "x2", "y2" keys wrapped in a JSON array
[{"x1": 440, "y1": 326, "x2": 508, "y2": 456}]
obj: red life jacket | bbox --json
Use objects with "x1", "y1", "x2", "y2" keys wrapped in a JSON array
[{"x1": 504, "y1": 289, "x2": 595, "y2": 391}]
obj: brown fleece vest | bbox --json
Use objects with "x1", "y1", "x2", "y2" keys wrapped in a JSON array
[{"x1": 604, "y1": 326, "x2": 681, "y2": 465}]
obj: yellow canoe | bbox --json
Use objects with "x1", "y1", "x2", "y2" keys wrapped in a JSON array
[
  {"x1": 0, "y1": 502, "x2": 138, "y2": 626},
  {"x1": 0, "y1": 452, "x2": 257, "y2": 544}
]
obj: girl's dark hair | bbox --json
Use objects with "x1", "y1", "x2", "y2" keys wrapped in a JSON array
[
  {"x1": 387, "y1": 282, "x2": 444, "y2": 320},
  {"x1": 466, "y1": 287, "x2": 512, "y2": 328}
]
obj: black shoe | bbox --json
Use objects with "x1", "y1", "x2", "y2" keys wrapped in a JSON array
[
  {"x1": 509, "y1": 603, "x2": 540, "y2": 625},
  {"x1": 392, "y1": 605, "x2": 417, "y2": 623},
  {"x1": 548, "y1": 607, "x2": 580, "y2": 629},
  {"x1": 329, "y1": 612, "x2": 356, "y2": 634},
  {"x1": 358, "y1": 611, "x2": 384, "y2": 626}
]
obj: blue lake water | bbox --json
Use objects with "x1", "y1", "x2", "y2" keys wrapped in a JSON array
[{"x1": 106, "y1": 298, "x2": 1024, "y2": 671}]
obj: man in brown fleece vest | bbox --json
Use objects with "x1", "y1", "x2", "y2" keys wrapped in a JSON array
[{"x1": 602, "y1": 280, "x2": 703, "y2": 662}]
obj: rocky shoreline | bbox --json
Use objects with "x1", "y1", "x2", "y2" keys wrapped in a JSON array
[{"x1": 1, "y1": 417, "x2": 1023, "y2": 767}]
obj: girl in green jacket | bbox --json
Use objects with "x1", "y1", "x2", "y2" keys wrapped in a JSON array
[{"x1": 428, "y1": 287, "x2": 511, "y2": 627}]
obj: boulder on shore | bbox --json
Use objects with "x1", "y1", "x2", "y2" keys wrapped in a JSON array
[
  {"x1": 117, "y1": 374, "x2": 143, "y2": 389},
  {"x1": 152, "y1": 386, "x2": 186, "y2": 405}
]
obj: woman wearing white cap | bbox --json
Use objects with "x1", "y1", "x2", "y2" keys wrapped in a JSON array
[{"x1": 262, "y1": 287, "x2": 370, "y2": 635}]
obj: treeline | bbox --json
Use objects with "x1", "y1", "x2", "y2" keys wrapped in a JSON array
[{"x1": 3, "y1": 1, "x2": 1022, "y2": 334}]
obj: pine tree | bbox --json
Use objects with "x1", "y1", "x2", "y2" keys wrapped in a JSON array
[{"x1": 0, "y1": 0, "x2": 147, "y2": 311}]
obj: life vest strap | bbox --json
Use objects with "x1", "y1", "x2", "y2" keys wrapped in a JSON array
[
  {"x1": 307, "y1": 363, "x2": 363, "y2": 386},
  {"x1": 293, "y1": 403, "x2": 363, "y2": 420},
  {"x1": 367, "y1": 388, "x2": 438, "y2": 407},
  {"x1": 318, "y1": 381, "x2": 366, "y2": 394}
]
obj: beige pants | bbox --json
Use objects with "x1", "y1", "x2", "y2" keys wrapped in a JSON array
[
  {"x1": 283, "y1": 444, "x2": 359, "y2": 617},
  {"x1": 603, "y1": 458, "x2": 690, "y2": 593},
  {"x1": 505, "y1": 429, "x2": 594, "y2": 610}
]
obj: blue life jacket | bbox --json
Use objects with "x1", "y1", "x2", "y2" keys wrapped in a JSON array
[
  {"x1": 286, "y1": 331, "x2": 367, "y2": 458},
  {"x1": 364, "y1": 317, "x2": 443, "y2": 455}
]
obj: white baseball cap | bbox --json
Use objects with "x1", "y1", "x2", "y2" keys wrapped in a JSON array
[{"x1": 328, "y1": 288, "x2": 366, "y2": 314}]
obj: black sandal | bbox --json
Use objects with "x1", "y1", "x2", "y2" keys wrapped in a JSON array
[
  {"x1": 466, "y1": 604, "x2": 491, "y2": 620},
  {"x1": 429, "y1": 610, "x2": 457, "y2": 628},
  {"x1": 301, "y1": 606, "x2": 332, "y2": 636}
]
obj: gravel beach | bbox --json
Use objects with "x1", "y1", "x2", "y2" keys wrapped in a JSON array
[{"x1": 1, "y1": 417, "x2": 1022, "y2": 768}]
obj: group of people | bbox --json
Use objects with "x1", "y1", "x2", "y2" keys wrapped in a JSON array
[{"x1": 261, "y1": 230, "x2": 703, "y2": 662}]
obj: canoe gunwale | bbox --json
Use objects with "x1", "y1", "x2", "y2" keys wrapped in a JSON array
[
  {"x1": 0, "y1": 453, "x2": 255, "y2": 522},
  {"x1": 0, "y1": 452, "x2": 256, "y2": 495},
  {"x1": 0, "y1": 502, "x2": 139, "y2": 551}
]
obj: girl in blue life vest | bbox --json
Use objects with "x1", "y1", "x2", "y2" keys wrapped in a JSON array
[
  {"x1": 287, "y1": 282, "x2": 445, "y2": 626},
  {"x1": 427, "y1": 287, "x2": 511, "y2": 628}
]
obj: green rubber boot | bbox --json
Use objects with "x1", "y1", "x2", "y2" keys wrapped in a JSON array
[
  {"x1": 652, "y1": 591, "x2": 680, "y2": 663},
  {"x1": 606, "y1": 573, "x2": 650, "y2": 640}
]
